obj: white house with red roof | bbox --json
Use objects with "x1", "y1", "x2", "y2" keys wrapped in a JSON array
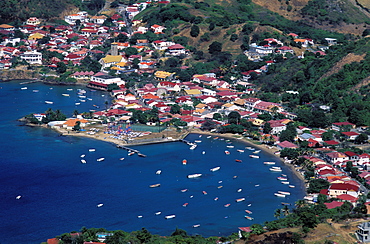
[
  {"x1": 332, "y1": 121, "x2": 355, "y2": 131},
  {"x1": 152, "y1": 40, "x2": 175, "y2": 50},
  {"x1": 328, "y1": 183, "x2": 359, "y2": 198},
  {"x1": 342, "y1": 131, "x2": 360, "y2": 141},
  {"x1": 166, "y1": 44, "x2": 187, "y2": 56},
  {"x1": 325, "y1": 151, "x2": 349, "y2": 164},
  {"x1": 267, "y1": 120, "x2": 287, "y2": 134},
  {"x1": 150, "y1": 24, "x2": 166, "y2": 34},
  {"x1": 244, "y1": 97, "x2": 261, "y2": 110},
  {"x1": 277, "y1": 141, "x2": 299, "y2": 150}
]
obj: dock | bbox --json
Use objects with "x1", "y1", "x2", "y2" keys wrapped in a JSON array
[
  {"x1": 179, "y1": 139, "x2": 192, "y2": 145},
  {"x1": 117, "y1": 145, "x2": 147, "y2": 157}
]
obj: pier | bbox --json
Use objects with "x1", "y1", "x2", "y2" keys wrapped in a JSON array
[{"x1": 117, "y1": 145, "x2": 147, "y2": 157}]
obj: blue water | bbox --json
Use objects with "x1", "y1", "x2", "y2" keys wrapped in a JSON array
[{"x1": 0, "y1": 81, "x2": 305, "y2": 243}]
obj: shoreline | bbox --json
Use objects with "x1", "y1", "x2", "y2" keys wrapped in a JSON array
[{"x1": 51, "y1": 124, "x2": 307, "y2": 188}]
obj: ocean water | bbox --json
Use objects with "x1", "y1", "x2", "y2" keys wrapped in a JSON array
[{"x1": 0, "y1": 81, "x2": 305, "y2": 243}]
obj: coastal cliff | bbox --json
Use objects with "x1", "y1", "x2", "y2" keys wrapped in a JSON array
[{"x1": 0, "y1": 70, "x2": 40, "y2": 81}]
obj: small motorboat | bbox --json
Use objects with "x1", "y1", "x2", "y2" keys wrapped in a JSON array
[
  {"x1": 165, "y1": 215, "x2": 176, "y2": 219},
  {"x1": 253, "y1": 150, "x2": 261, "y2": 154},
  {"x1": 277, "y1": 177, "x2": 288, "y2": 181},
  {"x1": 156, "y1": 170, "x2": 162, "y2": 175},
  {"x1": 289, "y1": 185, "x2": 295, "y2": 188},
  {"x1": 264, "y1": 161, "x2": 275, "y2": 165},
  {"x1": 187, "y1": 173, "x2": 202, "y2": 178},
  {"x1": 182, "y1": 159, "x2": 187, "y2": 165},
  {"x1": 245, "y1": 210, "x2": 252, "y2": 214},
  {"x1": 278, "y1": 191, "x2": 291, "y2": 195},
  {"x1": 81, "y1": 159, "x2": 86, "y2": 164},
  {"x1": 96, "y1": 158, "x2": 105, "y2": 162},
  {"x1": 224, "y1": 203, "x2": 231, "y2": 207},
  {"x1": 193, "y1": 224, "x2": 200, "y2": 228},
  {"x1": 45, "y1": 101, "x2": 53, "y2": 104},
  {"x1": 150, "y1": 184, "x2": 161, "y2": 188},
  {"x1": 237, "y1": 188, "x2": 242, "y2": 192},
  {"x1": 236, "y1": 198, "x2": 245, "y2": 202},
  {"x1": 89, "y1": 148, "x2": 96, "y2": 152},
  {"x1": 218, "y1": 186, "x2": 223, "y2": 189},
  {"x1": 21, "y1": 87, "x2": 27, "y2": 90},
  {"x1": 183, "y1": 203, "x2": 189, "y2": 207},
  {"x1": 237, "y1": 149, "x2": 244, "y2": 153},
  {"x1": 214, "y1": 197, "x2": 218, "y2": 201},
  {"x1": 245, "y1": 216, "x2": 254, "y2": 220},
  {"x1": 80, "y1": 154, "x2": 85, "y2": 158},
  {"x1": 281, "y1": 181, "x2": 289, "y2": 184},
  {"x1": 62, "y1": 94, "x2": 70, "y2": 97},
  {"x1": 202, "y1": 191, "x2": 207, "y2": 195},
  {"x1": 202, "y1": 151, "x2": 206, "y2": 154},
  {"x1": 128, "y1": 151, "x2": 135, "y2": 156},
  {"x1": 235, "y1": 159, "x2": 242, "y2": 162},
  {"x1": 210, "y1": 166, "x2": 220, "y2": 172},
  {"x1": 97, "y1": 203, "x2": 104, "y2": 207},
  {"x1": 249, "y1": 155, "x2": 259, "y2": 158},
  {"x1": 274, "y1": 193, "x2": 286, "y2": 197},
  {"x1": 155, "y1": 212, "x2": 161, "y2": 215},
  {"x1": 226, "y1": 145, "x2": 234, "y2": 148},
  {"x1": 225, "y1": 150, "x2": 230, "y2": 155},
  {"x1": 181, "y1": 189, "x2": 188, "y2": 193},
  {"x1": 138, "y1": 215, "x2": 143, "y2": 218},
  {"x1": 120, "y1": 158, "x2": 125, "y2": 160},
  {"x1": 16, "y1": 195, "x2": 22, "y2": 200}
]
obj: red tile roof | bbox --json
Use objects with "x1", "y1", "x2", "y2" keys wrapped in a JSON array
[{"x1": 324, "y1": 201, "x2": 344, "y2": 209}]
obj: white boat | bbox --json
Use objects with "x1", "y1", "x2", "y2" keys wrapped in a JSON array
[
  {"x1": 80, "y1": 99, "x2": 86, "y2": 102},
  {"x1": 278, "y1": 191, "x2": 291, "y2": 195},
  {"x1": 33, "y1": 90, "x2": 39, "y2": 92},
  {"x1": 81, "y1": 159, "x2": 86, "y2": 164},
  {"x1": 202, "y1": 151, "x2": 206, "y2": 154},
  {"x1": 207, "y1": 136, "x2": 211, "y2": 138},
  {"x1": 45, "y1": 101, "x2": 53, "y2": 104},
  {"x1": 187, "y1": 173, "x2": 202, "y2": 178},
  {"x1": 226, "y1": 145, "x2": 234, "y2": 148},
  {"x1": 81, "y1": 154, "x2": 85, "y2": 158},
  {"x1": 165, "y1": 215, "x2": 176, "y2": 219},
  {"x1": 194, "y1": 140, "x2": 201, "y2": 143},
  {"x1": 120, "y1": 158, "x2": 125, "y2": 160},
  {"x1": 225, "y1": 150, "x2": 230, "y2": 155},
  {"x1": 246, "y1": 147, "x2": 255, "y2": 150},
  {"x1": 138, "y1": 215, "x2": 143, "y2": 218},
  {"x1": 249, "y1": 155, "x2": 259, "y2": 158},
  {"x1": 181, "y1": 189, "x2": 188, "y2": 192},
  {"x1": 75, "y1": 103, "x2": 80, "y2": 105},
  {"x1": 128, "y1": 151, "x2": 135, "y2": 156},
  {"x1": 277, "y1": 177, "x2": 288, "y2": 181},
  {"x1": 289, "y1": 185, "x2": 295, "y2": 188},
  {"x1": 62, "y1": 94, "x2": 70, "y2": 97},
  {"x1": 236, "y1": 198, "x2": 245, "y2": 202},
  {"x1": 210, "y1": 166, "x2": 220, "y2": 172},
  {"x1": 149, "y1": 183, "x2": 161, "y2": 188},
  {"x1": 189, "y1": 144, "x2": 197, "y2": 150},
  {"x1": 87, "y1": 98, "x2": 92, "y2": 101},
  {"x1": 16, "y1": 195, "x2": 22, "y2": 199},
  {"x1": 79, "y1": 95, "x2": 86, "y2": 98},
  {"x1": 237, "y1": 149, "x2": 244, "y2": 153},
  {"x1": 274, "y1": 193, "x2": 286, "y2": 197},
  {"x1": 264, "y1": 161, "x2": 275, "y2": 165},
  {"x1": 253, "y1": 150, "x2": 261, "y2": 154},
  {"x1": 245, "y1": 216, "x2": 254, "y2": 220},
  {"x1": 255, "y1": 184, "x2": 260, "y2": 187},
  {"x1": 97, "y1": 157, "x2": 105, "y2": 162},
  {"x1": 89, "y1": 148, "x2": 96, "y2": 152},
  {"x1": 281, "y1": 181, "x2": 289, "y2": 184},
  {"x1": 67, "y1": 88, "x2": 73, "y2": 91},
  {"x1": 21, "y1": 87, "x2": 27, "y2": 90},
  {"x1": 97, "y1": 203, "x2": 104, "y2": 207},
  {"x1": 155, "y1": 212, "x2": 161, "y2": 215},
  {"x1": 237, "y1": 188, "x2": 242, "y2": 192},
  {"x1": 156, "y1": 170, "x2": 162, "y2": 175},
  {"x1": 193, "y1": 224, "x2": 200, "y2": 228},
  {"x1": 270, "y1": 167, "x2": 282, "y2": 172}
]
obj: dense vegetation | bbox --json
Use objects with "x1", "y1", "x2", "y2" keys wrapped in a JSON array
[
  {"x1": 48, "y1": 227, "x2": 238, "y2": 244},
  {"x1": 0, "y1": 0, "x2": 105, "y2": 25}
]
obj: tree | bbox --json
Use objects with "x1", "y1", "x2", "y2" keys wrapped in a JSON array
[
  {"x1": 136, "y1": 227, "x2": 151, "y2": 243},
  {"x1": 307, "y1": 179, "x2": 330, "y2": 193},
  {"x1": 274, "y1": 209, "x2": 281, "y2": 219},
  {"x1": 73, "y1": 121, "x2": 81, "y2": 131},
  {"x1": 124, "y1": 47, "x2": 138, "y2": 57},
  {"x1": 299, "y1": 212, "x2": 319, "y2": 229},
  {"x1": 263, "y1": 122, "x2": 272, "y2": 134},
  {"x1": 355, "y1": 133, "x2": 368, "y2": 144},
  {"x1": 228, "y1": 111, "x2": 241, "y2": 124},
  {"x1": 190, "y1": 25, "x2": 200, "y2": 37},
  {"x1": 213, "y1": 113, "x2": 222, "y2": 121},
  {"x1": 208, "y1": 41, "x2": 222, "y2": 54},
  {"x1": 56, "y1": 62, "x2": 67, "y2": 73},
  {"x1": 250, "y1": 224, "x2": 265, "y2": 235},
  {"x1": 170, "y1": 104, "x2": 181, "y2": 114}
]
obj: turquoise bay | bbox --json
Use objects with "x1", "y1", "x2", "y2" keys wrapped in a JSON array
[{"x1": 0, "y1": 81, "x2": 305, "y2": 243}]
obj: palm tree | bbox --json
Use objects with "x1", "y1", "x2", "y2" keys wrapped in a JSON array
[
  {"x1": 274, "y1": 209, "x2": 281, "y2": 219},
  {"x1": 282, "y1": 205, "x2": 290, "y2": 216},
  {"x1": 295, "y1": 199, "x2": 307, "y2": 209}
]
